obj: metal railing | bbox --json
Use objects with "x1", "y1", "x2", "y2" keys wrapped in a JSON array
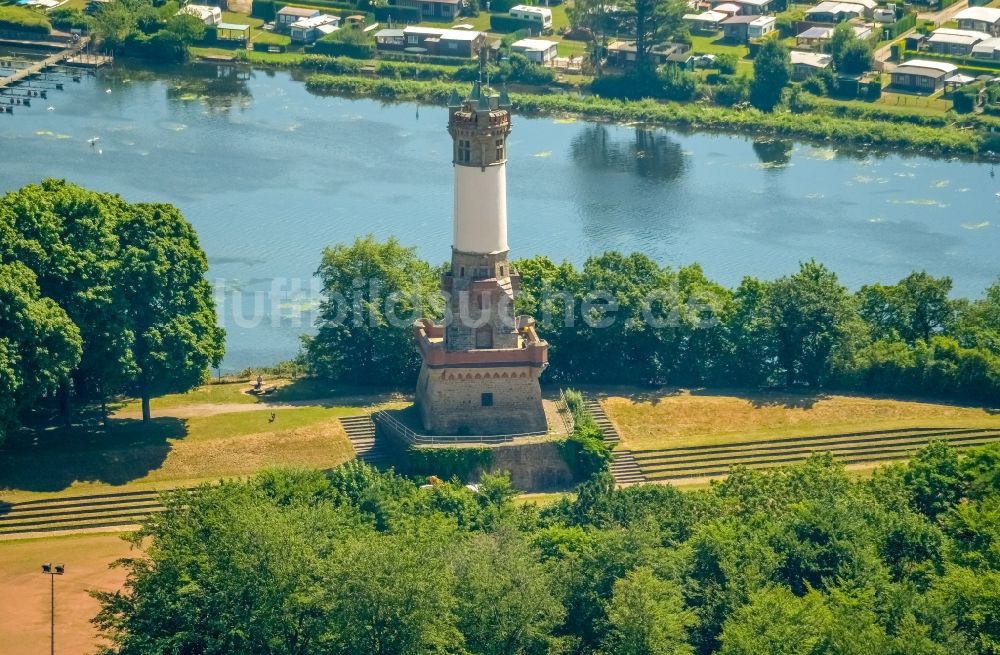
[
  {"x1": 372, "y1": 410, "x2": 548, "y2": 446},
  {"x1": 556, "y1": 389, "x2": 575, "y2": 435}
]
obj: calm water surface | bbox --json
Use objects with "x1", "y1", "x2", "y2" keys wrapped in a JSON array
[{"x1": 1, "y1": 61, "x2": 998, "y2": 371}]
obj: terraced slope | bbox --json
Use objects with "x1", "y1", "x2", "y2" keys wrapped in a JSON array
[
  {"x1": 634, "y1": 426, "x2": 1000, "y2": 482},
  {"x1": 0, "y1": 490, "x2": 165, "y2": 537}
]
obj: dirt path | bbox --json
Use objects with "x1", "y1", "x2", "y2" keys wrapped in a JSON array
[{"x1": 112, "y1": 393, "x2": 410, "y2": 420}]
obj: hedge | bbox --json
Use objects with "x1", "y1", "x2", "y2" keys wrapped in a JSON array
[
  {"x1": 490, "y1": 14, "x2": 540, "y2": 33},
  {"x1": 372, "y1": 5, "x2": 421, "y2": 24},
  {"x1": 884, "y1": 11, "x2": 917, "y2": 39},
  {"x1": 310, "y1": 37, "x2": 375, "y2": 58},
  {"x1": 404, "y1": 446, "x2": 493, "y2": 480},
  {"x1": 0, "y1": 5, "x2": 52, "y2": 34},
  {"x1": 303, "y1": 75, "x2": 988, "y2": 155},
  {"x1": 252, "y1": 0, "x2": 362, "y2": 20}
]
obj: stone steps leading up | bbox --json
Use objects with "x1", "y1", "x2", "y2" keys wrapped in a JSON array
[
  {"x1": 584, "y1": 398, "x2": 620, "y2": 445},
  {"x1": 581, "y1": 396, "x2": 643, "y2": 485},
  {"x1": 339, "y1": 415, "x2": 390, "y2": 466},
  {"x1": 0, "y1": 490, "x2": 166, "y2": 537},
  {"x1": 610, "y1": 450, "x2": 645, "y2": 485},
  {"x1": 635, "y1": 428, "x2": 1000, "y2": 483}
]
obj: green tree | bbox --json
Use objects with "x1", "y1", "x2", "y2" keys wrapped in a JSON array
[
  {"x1": 0, "y1": 180, "x2": 135, "y2": 423},
  {"x1": 763, "y1": 260, "x2": 861, "y2": 387},
  {"x1": 0, "y1": 262, "x2": 81, "y2": 442},
  {"x1": 306, "y1": 235, "x2": 439, "y2": 385},
  {"x1": 828, "y1": 22, "x2": 873, "y2": 75},
  {"x1": 615, "y1": 0, "x2": 688, "y2": 76},
  {"x1": 750, "y1": 39, "x2": 790, "y2": 111},
  {"x1": 117, "y1": 203, "x2": 225, "y2": 422},
  {"x1": 858, "y1": 272, "x2": 953, "y2": 344},
  {"x1": 454, "y1": 532, "x2": 565, "y2": 655},
  {"x1": 603, "y1": 566, "x2": 693, "y2": 655}
]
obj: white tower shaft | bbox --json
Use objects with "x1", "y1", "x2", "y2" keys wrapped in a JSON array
[{"x1": 454, "y1": 164, "x2": 508, "y2": 254}]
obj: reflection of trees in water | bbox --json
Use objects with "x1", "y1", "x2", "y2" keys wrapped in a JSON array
[
  {"x1": 751, "y1": 138, "x2": 793, "y2": 169},
  {"x1": 570, "y1": 124, "x2": 686, "y2": 182},
  {"x1": 165, "y1": 64, "x2": 253, "y2": 112}
]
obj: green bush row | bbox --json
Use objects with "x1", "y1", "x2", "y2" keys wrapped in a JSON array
[
  {"x1": 303, "y1": 75, "x2": 987, "y2": 155},
  {"x1": 489, "y1": 14, "x2": 540, "y2": 33},
  {"x1": 404, "y1": 445, "x2": 493, "y2": 480}
]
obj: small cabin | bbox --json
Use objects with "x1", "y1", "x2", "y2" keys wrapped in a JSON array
[{"x1": 510, "y1": 38, "x2": 559, "y2": 64}]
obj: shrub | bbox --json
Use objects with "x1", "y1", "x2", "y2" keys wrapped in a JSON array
[
  {"x1": 490, "y1": 15, "x2": 538, "y2": 33},
  {"x1": 372, "y1": 4, "x2": 421, "y2": 23},
  {"x1": 716, "y1": 52, "x2": 738, "y2": 75},
  {"x1": 405, "y1": 446, "x2": 493, "y2": 480},
  {"x1": 714, "y1": 78, "x2": 749, "y2": 106},
  {"x1": 952, "y1": 86, "x2": 978, "y2": 114},
  {"x1": 866, "y1": 78, "x2": 882, "y2": 101},
  {"x1": 312, "y1": 30, "x2": 375, "y2": 58},
  {"x1": 49, "y1": 7, "x2": 90, "y2": 31},
  {"x1": 0, "y1": 5, "x2": 52, "y2": 34}
]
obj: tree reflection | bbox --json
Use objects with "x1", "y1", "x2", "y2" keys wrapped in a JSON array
[
  {"x1": 570, "y1": 124, "x2": 686, "y2": 182},
  {"x1": 165, "y1": 64, "x2": 253, "y2": 112},
  {"x1": 751, "y1": 138, "x2": 793, "y2": 170}
]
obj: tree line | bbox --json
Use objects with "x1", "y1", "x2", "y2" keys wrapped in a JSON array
[
  {"x1": 94, "y1": 441, "x2": 1000, "y2": 654},
  {"x1": 305, "y1": 237, "x2": 1000, "y2": 405},
  {"x1": 0, "y1": 180, "x2": 224, "y2": 441}
]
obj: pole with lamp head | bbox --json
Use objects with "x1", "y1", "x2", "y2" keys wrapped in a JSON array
[{"x1": 41, "y1": 563, "x2": 64, "y2": 655}]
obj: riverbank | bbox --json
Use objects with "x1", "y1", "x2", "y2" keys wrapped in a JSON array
[{"x1": 303, "y1": 74, "x2": 992, "y2": 158}]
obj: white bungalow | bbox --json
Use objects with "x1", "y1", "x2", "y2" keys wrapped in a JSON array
[
  {"x1": 510, "y1": 38, "x2": 559, "y2": 64},
  {"x1": 972, "y1": 36, "x2": 1000, "y2": 60},
  {"x1": 790, "y1": 50, "x2": 832, "y2": 79},
  {"x1": 956, "y1": 6, "x2": 1000, "y2": 37},
  {"x1": 684, "y1": 9, "x2": 728, "y2": 32},
  {"x1": 290, "y1": 14, "x2": 340, "y2": 43},
  {"x1": 927, "y1": 27, "x2": 992, "y2": 56}
]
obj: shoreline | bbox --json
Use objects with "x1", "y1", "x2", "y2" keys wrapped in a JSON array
[{"x1": 188, "y1": 50, "x2": 994, "y2": 161}]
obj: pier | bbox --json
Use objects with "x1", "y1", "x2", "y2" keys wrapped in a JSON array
[{"x1": 0, "y1": 38, "x2": 111, "y2": 93}]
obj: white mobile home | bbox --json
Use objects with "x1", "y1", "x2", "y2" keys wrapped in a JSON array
[{"x1": 509, "y1": 5, "x2": 553, "y2": 33}]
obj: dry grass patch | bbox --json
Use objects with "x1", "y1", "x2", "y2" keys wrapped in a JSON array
[
  {"x1": 605, "y1": 389, "x2": 1000, "y2": 451},
  {"x1": 0, "y1": 532, "x2": 134, "y2": 655},
  {"x1": 0, "y1": 407, "x2": 374, "y2": 504}
]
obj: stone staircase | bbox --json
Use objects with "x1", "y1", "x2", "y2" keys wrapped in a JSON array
[
  {"x1": 584, "y1": 398, "x2": 620, "y2": 446},
  {"x1": 584, "y1": 396, "x2": 646, "y2": 485},
  {"x1": 338, "y1": 415, "x2": 390, "y2": 466},
  {"x1": 610, "y1": 450, "x2": 645, "y2": 485},
  {"x1": 0, "y1": 490, "x2": 165, "y2": 538}
]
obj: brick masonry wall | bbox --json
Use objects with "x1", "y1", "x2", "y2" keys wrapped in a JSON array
[{"x1": 416, "y1": 363, "x2": 548, "y2": 435}]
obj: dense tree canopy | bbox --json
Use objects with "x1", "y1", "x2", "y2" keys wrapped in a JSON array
[
  {"x1": 0, "y1": 180, "x2": 223, "y2": 431},
  {"x1": 304, "y1": 238, "x2": 1000, "y2": 405},
  {"x1": 306, "y1": 235, "x2": 440, "y2": 386},
  {"x1": 94, "y1": 443, "x2": 1000, "y2": 654}
]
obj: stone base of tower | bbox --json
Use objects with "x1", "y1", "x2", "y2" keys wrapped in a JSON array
[{"x1": 414, "y1": 363, "x2": 547, "y2": 435}]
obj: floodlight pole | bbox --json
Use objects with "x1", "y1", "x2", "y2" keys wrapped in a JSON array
[{"x1": 41, "y1": 563, "x2": 64, "y2": 655}]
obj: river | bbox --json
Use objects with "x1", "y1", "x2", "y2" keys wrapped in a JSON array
[{"x1": 1, "y1": 60, "x2": 997, "y2": 372}]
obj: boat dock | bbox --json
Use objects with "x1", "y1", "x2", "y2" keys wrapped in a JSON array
[{"x1": 0, "y1": 38, "x2": 110, "y2": 92}]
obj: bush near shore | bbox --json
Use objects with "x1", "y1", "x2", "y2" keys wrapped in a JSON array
[{"x1": 304, "y1": 75, "x2": 988, "y2": 156}]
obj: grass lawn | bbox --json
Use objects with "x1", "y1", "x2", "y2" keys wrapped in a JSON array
[
  {"x1": 0, "y1": 380, "x2": 409, "y2": 503},
  {"x1": 222, "y1": 10, "x2": 263, "y2": 27},
  {"x1": 688, "y1": 33, "x2": 748, "y2": 58},
  {"x1": 0, "y1": 531, "x2": 134, "y2": 655},
  {"x1": 604, "y1": 388, "x2": 1000, "y2": 451}
]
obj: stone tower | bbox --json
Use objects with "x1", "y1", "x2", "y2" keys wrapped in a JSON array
[{"x1": 412, "y1": 82, "x2": 548, "y2": 436}]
